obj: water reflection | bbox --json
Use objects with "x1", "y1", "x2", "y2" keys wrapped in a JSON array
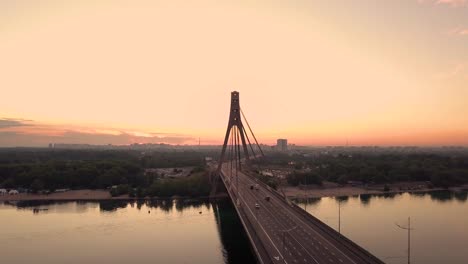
[
  {"x1": 99, "y1": 200, "x2": 128, "y2": 212},
  {"x1": 0, "y1": 198, "x2": 255, "y2": 264},
  {"x1": 3, "y1": 199, "x2": 218, "y2": 214},
  {"x1": 3, "y1": 200, "x2": 100, "y2": 214},
  {"x1": 359, "y1": 193, "x2": 371, "y2": 205},
  {"x1": 213, "y1": 199, "x2": 257, "y2": 264},
  {"x1": 294, "y1": 190, "x2": 468, "y2": 264},
  {"x1": 454, "y1": 191, "x2": 468, "y2": 202},
  {"x1": 292, "y1": 197, "x2": 321, "y2": 205},
  {"x1": 335, "y1": 196, "x2": 349, "y2": 203}
]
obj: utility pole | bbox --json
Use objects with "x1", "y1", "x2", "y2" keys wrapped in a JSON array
[
  {"x1": 338, "y1": 200, "x2": 341, "y2": 234},
  {"x1": 303, "y1": 168, "x2": 309, "y2": 211},
  {"x1": 396, "y1": 217, "x2": 413, "y2": 264}
]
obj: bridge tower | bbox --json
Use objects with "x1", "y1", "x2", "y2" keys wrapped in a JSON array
[
  {"x1": 211, "y1": 91, "x2": 264, "y2": 196},
  {"x1": 217, "y1": 91, "x2": 264, "y2": 172}
]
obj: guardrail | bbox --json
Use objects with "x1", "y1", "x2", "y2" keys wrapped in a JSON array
[
  {"x1": 289, "y1": 202, "x2": 384, "y2": 263},
  {"x1": 244, "y1": 170, "x2": 384, "y2": 264},
  {"x1": 219, "y1": 171, "x2": 272, "y2": 264}
]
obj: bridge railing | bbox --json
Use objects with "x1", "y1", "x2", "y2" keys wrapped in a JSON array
[
  {"x1": 218, "y1": 171, "x2": 273, "y2": 264},
  {"x1": 242, "y1": 170, "x2": 384, "y2": 264},
  {"x1": 288, "y1": 202, "x2": 384, "y2": 263}
]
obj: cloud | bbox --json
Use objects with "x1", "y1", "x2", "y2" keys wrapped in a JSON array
[
  {"x1": 0, "y1": 118, "x2": 196, "y2": 147},
  {"x1": 418, "y1": 0, "x2": 468, "y2": 6},
  {"x1": 433, "y1": 62, "x2": 468, "y2": 80},
  {"x1": 0, "y1": 118, "x2": 32, "y2": 128},
  {"x1": 436, "y1": 0, "x2": 468, "y2": 7},
  {"x1": 449, "y1": 28, "x2": 468, "y2": 36}
]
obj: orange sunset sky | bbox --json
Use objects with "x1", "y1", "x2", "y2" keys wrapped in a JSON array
[{"x1": 1, "y1": 0, "x2": 467, "y2": 147}]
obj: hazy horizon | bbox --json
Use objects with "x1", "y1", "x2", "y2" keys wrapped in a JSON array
[{"x1": 1, "y1": 0, "x2": 467, "y2": 147}]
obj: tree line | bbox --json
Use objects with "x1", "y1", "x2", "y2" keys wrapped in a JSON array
[
  {"x1": 0, "y1": 149, "x2": 212, "y2": 197},
  {"x1": 254, "y1": 151, "x2": 468, "y2": 187}
]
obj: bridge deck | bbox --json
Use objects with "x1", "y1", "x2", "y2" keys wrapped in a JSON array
[{"x1": 219, "y1": 165, "x2": 384, "y2": 264}]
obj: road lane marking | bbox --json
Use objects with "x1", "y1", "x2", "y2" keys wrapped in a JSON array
[
  {"x1": 238, "y1": 174, "x2": 321, "y2": 264},
  {"x1": 250, "y1": 176, "x2": 357, "y2": 264},
  {"x1": 234, "y1": 179, "x2": 288, "y2": 264}
]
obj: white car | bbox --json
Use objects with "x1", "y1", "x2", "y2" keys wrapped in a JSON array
[{"x1": 255, "y1": 203, "x2": 260, "y2": 209}]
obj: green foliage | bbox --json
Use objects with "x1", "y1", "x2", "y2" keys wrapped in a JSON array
[
  {"x1": 110, "y1": 184, "x2": 130, "y2": 197},
  {"x1": 256, "y1": 151, "x2": 468, "y2": 187},
  {"x1": 139, "y1": 152, "x2": 206, "y2": 168},
  {"x1": 30, "y1": 179, "x2": 45, "y2": 193},
  {"x1": 255, "y1": 173, "x2": 280, "y2": 190},
  {"x1": 383, "y1": 184, "x2": 390, "y2": 192},
  {"x1": 191, "y1": 166, "x2": 206, "y2": 173},
  {"x1": 0, "y1": 160, "x2": 143, "y2": 190},
  {"x1": 287, "y1": 171, "x2": 323, "y2": 186},
  {"x1": 146, "y1": 171, "x2": 211, "y2": 197},
  {"x1": 136, "y1": 187, "x2": 144, "y2": 198},
  {"x1": 0, "y1": 149, "x2": 210, "y2": 191}
]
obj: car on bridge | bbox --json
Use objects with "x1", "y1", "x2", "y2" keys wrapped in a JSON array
[{"x1": 255, "y1": 203, "x2": 260, "y2": 209}]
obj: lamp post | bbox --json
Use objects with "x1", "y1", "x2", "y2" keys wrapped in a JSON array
[
  {"x1": 338, "y1": 200, "x2": 341, "y2": 234},
  {"x1": 395, "y1": 217, "x2": 414, "y2": 264}
]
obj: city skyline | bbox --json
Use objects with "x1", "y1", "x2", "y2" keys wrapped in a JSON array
[{"x1": 1, "y1": 0, "x2": 467, "y2": 147}]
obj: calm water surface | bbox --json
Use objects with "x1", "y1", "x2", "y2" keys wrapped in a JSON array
[
  {"x1": 1, "y1": 191, "x2": 467, "y2": 264},
  {"x1": 0, "y1": 199, "x2": 255, "y2": 264},
  {"x1": 295, "y1": 190, "x2": 468, "y2": 264}
]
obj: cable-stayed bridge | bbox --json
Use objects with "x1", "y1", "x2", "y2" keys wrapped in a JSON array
[{"x1": 211, "y1": 91, "x2": 384, "y2": 264}]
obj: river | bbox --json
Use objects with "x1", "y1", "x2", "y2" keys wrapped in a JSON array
[
  {"x1": 295, "y1": 190, "x2": 468, "y2": 264},
  {"x1": 0, "y1": 190, "x2": 467, "y2": 264}
]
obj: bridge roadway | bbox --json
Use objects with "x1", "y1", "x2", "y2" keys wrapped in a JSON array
[{"x1": 219, "y1": 164, "x2": 384, "y2": 264}]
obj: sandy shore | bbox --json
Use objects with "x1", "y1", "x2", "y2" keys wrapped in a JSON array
[
  {"x1": 0, "y1": 189, "x2": 114, "y2": 201},
  {"x1": 0, "y1": 189, "x2": 229, "y2": 201},
  {"x1": 1, "y1": 183, "x2": 466, "y2": 201},
  {"x1": 282, "y1": 186, "x2": 382, "y2": 198},
  {"x1": 282, "y1": 183, "x2": 468, "y2": 199}
]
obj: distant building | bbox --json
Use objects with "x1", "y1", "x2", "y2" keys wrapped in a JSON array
[{"x1": 277, "y1": 139, "x2": 288, "y2": 151}]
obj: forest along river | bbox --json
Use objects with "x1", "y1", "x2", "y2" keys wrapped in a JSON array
[{"x1": 0, "y1": 190, "x2": 467, "y2": 264}]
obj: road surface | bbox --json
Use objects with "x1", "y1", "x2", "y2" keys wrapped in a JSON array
[{"x1": 220, "y1": 164, "x2": 384, "y2": 264}]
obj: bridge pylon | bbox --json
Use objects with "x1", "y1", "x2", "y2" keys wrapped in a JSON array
[{"x1": 211, "y1": 91, "x2": 264, "y2": 197}]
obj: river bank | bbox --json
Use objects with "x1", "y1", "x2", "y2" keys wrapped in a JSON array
[
  {"x1": 0, "y1": 189, "x2": 228, "y2": 201},
  {"x1": 2, "y1": 183, "x2": 468, "y2": 201},
  {"x1": 282, "y1": 182, "x2": 468, "y2": 199}
]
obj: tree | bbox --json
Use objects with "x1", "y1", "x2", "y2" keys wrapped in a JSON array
[
  {"x1": 30, "y1": 179, "x2": 45, "y2": 193},
  {"x1": 383, "y1": 184, "x2": 390, "y2": 192}
]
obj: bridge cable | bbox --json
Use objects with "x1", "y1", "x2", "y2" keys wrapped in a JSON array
[
  {"x1": 234, "y1": 126, "x2": 239, "y2": 194},
  {"x1": 242, "y1": 125, "x2": 257, "y2": 159},
  {"x1": 240, "y1": 108, "x2": 264, "y2": 156},
  {"x1": 229, "y1": 127, "x2": 233, "y2": 179},
  {"x1": 236, "y1": 126, "x2": 242, "y2": 171}
]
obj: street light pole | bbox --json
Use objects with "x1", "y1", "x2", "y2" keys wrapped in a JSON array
[
  {"x1": 396, "y1": 217, "x2": 413, "y2": 264},
  {"x1": 408, "y1": 217, "x2": 410, "y2": 264},
  {"x1": 338, "y1": 200, "x2": 341, "y2": 234},
  {"x1": 304, "y1": 171, "x2": 307, "y2": 211}
]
